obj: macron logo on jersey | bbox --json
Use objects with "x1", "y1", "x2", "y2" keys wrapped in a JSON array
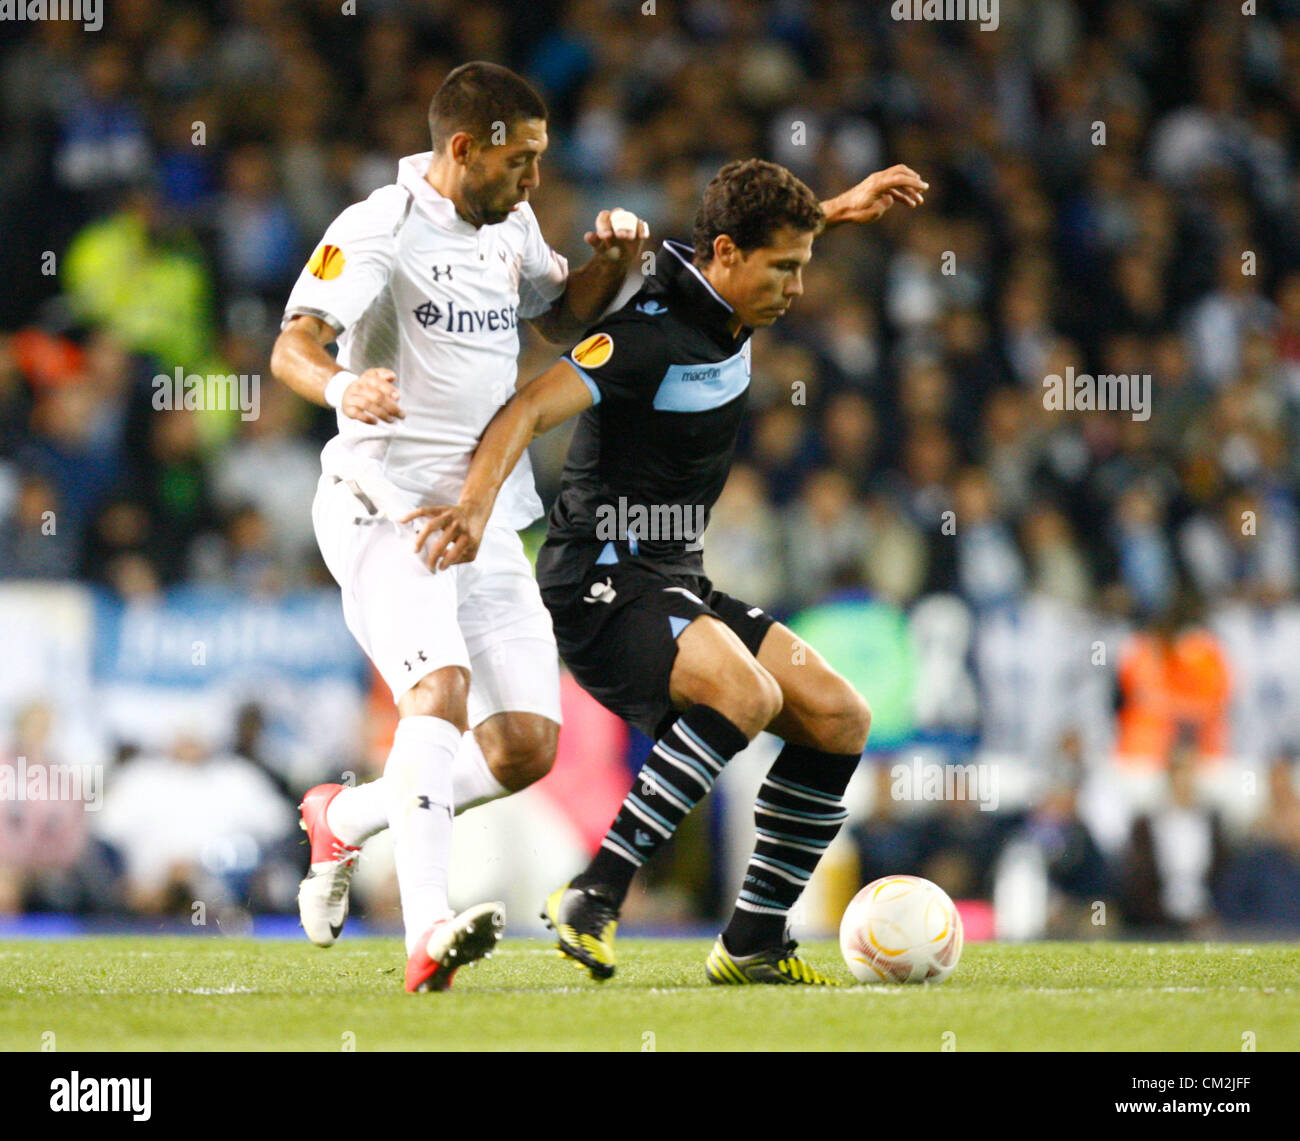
[
  {"x1": 677, "y1": 365, "x2": 721, "y2": 383},
  {"x1": 412, "y1": 299, "x2": 518, "y2": 334}
]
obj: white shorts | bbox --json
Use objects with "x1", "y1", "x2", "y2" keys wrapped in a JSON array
[{"x1": 312, "y1": 473, "x2": 561, "y2": 725}]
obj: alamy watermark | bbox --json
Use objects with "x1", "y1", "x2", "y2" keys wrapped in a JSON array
[
  {"x1": 152, "y1": 369, "x2": 261, "y2": 421},
  {"x1": 891, "y1": 0, "x2": 998, "y2": 32},
  {"x1": 0, "y1": 757, "x2": 103, "y2": 811},
  {"x1": 595, "y1": 497, "x2": 705, "y2": 543},
  {"x1": 0, "y1": 0, "x2": 101, "y2": 32},
  {"x1": 49, "y1": 1072, "x2": 150, "y2": 1122},
  {"x1": 890, "y1": 756, "x2": 999, "y2": 812},
  {"x1": 1042, "y1": 367, "x2": 1151, "y2": 422}
]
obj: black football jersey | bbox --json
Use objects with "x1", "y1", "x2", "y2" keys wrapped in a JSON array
[{"x1": 537, "y1": 240, "x2": 755, "y2": 588}]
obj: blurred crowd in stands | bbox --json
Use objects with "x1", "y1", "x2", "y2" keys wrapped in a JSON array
[{"x1": 1, "y1": 0, "x2": 1299, "y2": 934}]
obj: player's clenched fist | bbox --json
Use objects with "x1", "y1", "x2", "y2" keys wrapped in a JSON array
[
  {"x1": 402, "y1": 502, "x2": 489, "y2": 572},
  {"x1": 339, "y1": 367, "x2": 405, "y2": 424},
  {"x1": 585, "y1": 207, "x2": 649, "y2": 264}
]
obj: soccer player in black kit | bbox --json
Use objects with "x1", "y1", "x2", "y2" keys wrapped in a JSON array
[{"x1": 407, "y1": 158, "x2": 928, "y2": 983}]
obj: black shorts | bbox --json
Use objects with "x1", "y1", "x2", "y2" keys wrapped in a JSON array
[{"x1": 540, "y1": 557, "x2": 777, "y2": 740}]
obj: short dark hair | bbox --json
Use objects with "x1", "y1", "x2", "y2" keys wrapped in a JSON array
[
  {"x1": 693, "y1": 159, "x2": 825, "y2": 264},
  {"x1": 428, "y1": 61, "x2": 547, "y2": 151}
]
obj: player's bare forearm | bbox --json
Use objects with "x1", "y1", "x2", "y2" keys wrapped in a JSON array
[
  {"x1": 403, "y1": 400, "x2": 537, "y2": 569},
  {"x1": 820, "y1": 164, "x2": 929, "y2": 228},
  {"x1": 462, "y1": 360, "x2": 592, "y2": 515},
  {"x1": 528, "y1": 208, "x2": 649, "y2": 343},
  {"x1": 458, "y1": 395, "x2": 540, "y2": 521},
  {"x1": 271, "y1": 314, "x2": 404, "y2": 424},
  {"x1": 270, "y1": 315, "x2": 341, "y2": 407},
  {"x1": 406, "y1": 360, "x2": 594, "y2": 570},
  {"x1": 528, "y1": 256, "x2": 627, "y2": 343}
]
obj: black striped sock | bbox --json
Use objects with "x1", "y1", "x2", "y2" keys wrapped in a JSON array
[
  {"x1": 572, "y1": 705, "x2": 750, "y2": 906},
  {"x1": 722, "y1": 744, "x2": 861, "y2": 956}
]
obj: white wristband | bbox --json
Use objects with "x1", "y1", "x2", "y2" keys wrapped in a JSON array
[{"x1": 324, "y1": 370, "x2": 358, "y2": 410}]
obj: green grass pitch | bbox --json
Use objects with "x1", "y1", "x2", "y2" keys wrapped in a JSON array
[{"x1": 1, "y1": 938, "x2": 1297, "y2": 1051}]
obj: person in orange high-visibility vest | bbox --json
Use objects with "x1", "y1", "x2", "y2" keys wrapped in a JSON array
[{"x1": 1116, "y1": 601, "x2": 1231, "y2": 766}]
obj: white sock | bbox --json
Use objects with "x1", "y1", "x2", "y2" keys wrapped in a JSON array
[
  {"x1": 326, "y1": 731, "x2": 511, "y2": 845},
  {"x1": 385, "y1": 715, "x2": 459, "y2": 956},
  {"x1": 324, "y1": 779, "x2": 389, "y2": 847},
  {"x1": 452, "y1": 730, "x2": 510, "y2": 813}
]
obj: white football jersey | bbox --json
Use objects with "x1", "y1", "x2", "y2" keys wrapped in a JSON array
[{"x1": 282, "y1": 152, "x2": 569, "y2": 529}]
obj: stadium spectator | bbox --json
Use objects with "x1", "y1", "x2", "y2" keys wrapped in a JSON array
[
  {"x1": 1112, "y1": 479, "x2": 1177, "y2": 617},
  {"x1": 1120, "y1": 737, "x2": 1229, "y2": 937},
  {"x1": 1216, "y1": 755, "x2": 1300, "y2": 934},
  {"x1": 1019, "y1": 502, "x2": 1092, "y2": 608},
  {"x1": 18, "y1": 363, "x2": 121, "y2": 542},
  {"x1": 950, "y1": 465, "x2": 1026, "y2": 611},
  {"x1": 979, "y1": 386, "x2": 1041, "y2": 520},
  {"x1": 912, "y1": 782, "x2": 1009, "y2": 904},
  {"x1": 62, "y1": 185, "x2": 217, "y2": 369},
  {"x1": 208, "y1": 502, "x2": 284, "y2": 595},
  {"x1": 212, "y1": 141, "x2": 303, "y2": 304},
  {"x1": 819, "y1": 389, "x2": 882, "y2": 495},
  {"x1": 1115, "y1": 595, "x2": 1232, "y2": 766},
  {"x1": 208, "y1": 378, "x2": 321, "y2": 576},
  {"x1": 1275, "y1": 271, "x2": 1300, "y2": 401},
  {"x1": 747, "y1": 402, "x2": 816, "y2": 507},
  {"x1": 95, "y1": 728, "x2": 296, "y2": 921},
  {"x1": 0, "y1": 334, "x2": 34, "y2": 458},
  {"x1": 0, "y1": 701, "x2": 121, "y2": 915},
  {"x1": 782, "y1": 468, "x2": 873, "y2": 611},
  {"x1": 0, "y1": 472, "x2": 77, "y2": 580},
  {"x1": 1186, "y1": 250, "x2": 1277, "y2": 390},
  {"x1": 1007, "y1": 732, "x2": 1113, "y2": 938},
  {"x1": 700, "y1": 462, "x2": 785, "y2": 614},
  {"x1": 78, "y1": 494, "x2": 159, "y2": 598},
  {"x1": 787, "y1": 564, "x2": 917, "y2": 754},
  {"x1": 859, "y1": 492, "x2": 927, "y2": 606},
  {"x1": 51, "y1": 41, "x2": 152, "y2": 218},
  {"x1": 143, "y1": 7, "x2": 216, "y2": 105},
  {"x1": 849, "y1": 763, "x2": 926, "y2": 893},
  {"x1": 114, "y1": 407, "x2": 221, "y2": 585}
]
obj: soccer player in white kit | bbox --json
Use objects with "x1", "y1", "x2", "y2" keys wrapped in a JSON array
[{"x1": 269, "y1": 63, "x2": 647, "y2": 992}]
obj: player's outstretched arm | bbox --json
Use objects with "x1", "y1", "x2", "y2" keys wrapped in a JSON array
[
  {"x1": 820, "y1": 164, "x2": 929, "y2": 227},
  {"x1": 271, "y1": 314, "x2": 404, "y2": 424},
  {"x1": 403, "y1": 360, "x2": 594, "y2": 570},
  {"x1": 527, "y1": 209, "x2": 649, "y2": 343}
]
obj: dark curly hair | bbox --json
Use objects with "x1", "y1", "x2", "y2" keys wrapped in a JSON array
[{"x1": 692, "y1": 159, "x2": 825, "y2": 264}]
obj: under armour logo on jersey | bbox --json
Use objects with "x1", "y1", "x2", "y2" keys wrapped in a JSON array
[
  {"x1": 636, "y1": 299, "x2": 667, "y2": 315},
  {"x1": 403, "y1": 650, "x2": 429, "y2": 671},
  {"x1": 413, "y1": 301, "x2": 441, "y2": 327},
  {"x1": 429, "y1": 265, "x2": 453, "y2": 282},
  {"x1": 584, "y1": 577, "x2": 617, "y2": 605}
]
